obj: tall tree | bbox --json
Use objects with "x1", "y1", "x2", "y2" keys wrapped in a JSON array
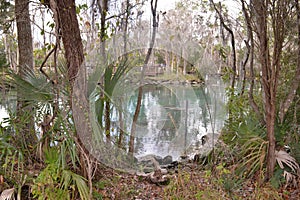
[
  {"x1": 44, "y1": 0, "x2": 88, "y2": 181},
  {"x1": 15, "y1": 0, "x2": 36, "y2": 155},
  {"x1": 250, "y1": 0, "x2": 296, "y2": 179},
  {"x1": 253, "y1": 0, "x2": 276, "y2": 180}
]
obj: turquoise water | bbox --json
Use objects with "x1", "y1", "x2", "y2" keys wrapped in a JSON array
[
  {"x1": 0, "y1": 84, "x2": 227, "y2": 160},
  {"x1": 108, "y1": 84, "x2": 227, "y2": 159}
]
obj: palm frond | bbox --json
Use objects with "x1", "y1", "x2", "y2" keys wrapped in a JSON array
[
  {"x1": 61, "y1": 170, "x2": 72, "y2": 189},
  {"x1": 70, "y1": 172, "x2": 89, "y2": 200},
  {"x1": 61, "y1": 170, "x2": 89, "y2": 200},
  {"x1": 6, "y1": 67, "x2": 54, "y2": 103},
  {"x1": 275, "y1": 150, "x2": 300, "y2": 174},
  {"x1": 283, "y1": 171, "x2": 298, "y2": 188},
  {"x1": 237, "y1": 136, "x2": 268, "y2": 177},
  {"x1": 0, "y1": 188, "x2": 15, "y2": 200}
]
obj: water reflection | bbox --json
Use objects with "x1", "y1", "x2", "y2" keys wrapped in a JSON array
[
  {"x1": 0, "y1": 91, "x2": 17, "y2": 126},
  {"x1": 111, "y1": 84, "x2": 226, "y2": 160},
  {"x1": 1, "y1": 84, "x2": 227, "y2": 160}
]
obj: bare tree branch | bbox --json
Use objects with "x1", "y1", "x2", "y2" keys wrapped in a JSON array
[
  {"x1": 241, "y1": 0, "x2": 265, "y2": 125},
  {"x1": 210, "y1": 0, "x2": 237, "y2": 90},
  {"x1": 39, "y1": 45, "x2": 57, "y2": 83}
]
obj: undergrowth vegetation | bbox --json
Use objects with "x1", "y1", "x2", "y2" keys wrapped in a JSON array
[
  {"x1": 221, "y1": 87, "x2": 300, "y2": 190},
  {"x1": 0, "y1": 65, "x2": 299, "y2": 199},
  {"x1": 0, "y1": 66, "x2": 90, "y2": 199}
]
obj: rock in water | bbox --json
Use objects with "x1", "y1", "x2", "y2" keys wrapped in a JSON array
[{"x1": 162, "y1": 155, "x2": 173, "y2": 165}]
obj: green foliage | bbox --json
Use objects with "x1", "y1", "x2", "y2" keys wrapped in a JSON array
[
  {"x1": 94, "y1": 180, "x2": 109, "y2": 190},
  {"x1": 32, "y1": 148, "x2": 89, "y2": 200},
  {"x1": 32, "y1": 149, "x2": 69, "y2": 200},
  {"x1": 6, "y1": 66, "x2": 54, "y2": 103},
  {"x1": 90, "y1": 55, "x2": 138, "y2": 132},
  {"x1": 0, "y1": 122, "x2": 24, "y2": 178},
  {"x1": 1, "y1": 60, "x2": 89, "y2": 198},
  {"x1": 270, "y1": 168, "x2": 285, "y2": 189},
  {"x1": 76, "y1": 4, "x2": 88, "y2": 15},
  {"x1": 212, "y1": 162, "x2": 243, "y2": 195},
  {"x1": 0, "y1": 0, "x2": 14, "y2": 32},
  {"x1": 213, "y1": 44, "x2": 230, "y2": 62},
  {"x1": 290, "y1": 140, "x2": 300, "y2": 164},
  {"x1": 154, "y1": 50, "x2": 166, "y2": 65},
  {"x1": 223, "y1": 83, "x2": 300, "y2": 187},
  {"x1": 0, "y1": 39, "x2": 7, "y2": 67},
  {"x1": 222, "y1": 88, "x2": 268, "y2": 180},
  {"x1": 224, "y1": 80, "x2": 299, "y2": 177},
  {"x1": 92, "y1": 191, "x2": 103, "y2": 200},
  {"x1": 222, "y1": 89, "x2": 265, "y2": 146}
]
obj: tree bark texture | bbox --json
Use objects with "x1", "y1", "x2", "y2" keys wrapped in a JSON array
[
  {"x1": 50, "y1": 0, "x2": 88, "y2": 181},
  {"x1": 51, "y1": 0, "x2": 84, "y2": 84},
  {"x1": 15, "y1": 0, "x2": 37, "y2": 149},
  {"x1": 253, "y1": 0, "x2": 276, "y2": 180},
  {"x1": 15, "y1": 0, "x2": 33, "y2": 72}
]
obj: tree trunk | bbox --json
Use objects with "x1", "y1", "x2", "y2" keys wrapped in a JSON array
[
  {"x1": 15, "y1": 0, "x2": 33, "y2": 92},
  {"x1": 50, "y1": 0, "x2": 87, "y2": 182},
  {"x1": 210, "y1": 0, "x2": 237, "y2": 123},
  {"x1": 183, "y1": 50, "x2": 187, "y2": 75},
  {"x1": 15, "y1": 0, "x2": 37, "y2": 154},
  {"x1": 241, "y1": 0, "x2": 264, "y2": 124},
  {"x1": 52, "y1": 0, "x2": 84, "y2": 85},
  {"x1": 122, "y1": 0, "x2": 130, "y2": 53},
  {"x1": 253, "y1": 0, "x2": 276, "y2": 180},
  {"x1": 97, "y1": 0, "x2": 111, "y2": 140},
  {"x1": 117, "y1": 0, "x2": 130, "y2": 147},
  {"x1": 4, "y1": 35, "x2": 17, "y2": 71}
]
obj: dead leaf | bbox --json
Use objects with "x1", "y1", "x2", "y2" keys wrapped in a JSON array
[{"x1": 0, "y1": 188, "x2": 15, "y2": 200}]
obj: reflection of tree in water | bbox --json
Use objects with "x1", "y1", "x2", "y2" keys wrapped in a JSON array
[
  {"x1": 126, "y1": 89, "x2": 147, "y2": 126},
  {"x1": 110, "y1": 84, "x2": 221, "y2": 157},
  {"x1": 134, "y1": 85, "x2": 183, "y2": 155},
  {"x1": 195, "y1": 87, "x2": 211, "y2": 132},
  {"x1": 159, "y1": 86, "x2": 181, "y2": 131}
]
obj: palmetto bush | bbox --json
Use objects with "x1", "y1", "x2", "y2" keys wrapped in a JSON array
[
  {"x1": 0, "y1": 65, "x2": 90, "y2": 198},
  {"x1": 223, "y1": 91, "x2": 300, "y2": 187},
  {"x1": 227, "y1": 115, "x2": 300, "y2": 187}
]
